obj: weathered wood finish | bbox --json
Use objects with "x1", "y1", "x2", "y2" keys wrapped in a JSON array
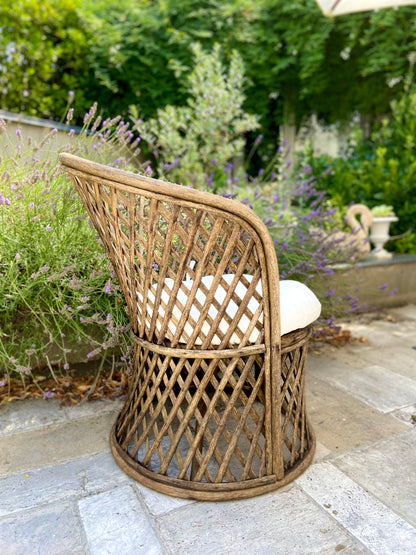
[{"x1": 59, "y1": 153, "x2": 315, "y2": 501}]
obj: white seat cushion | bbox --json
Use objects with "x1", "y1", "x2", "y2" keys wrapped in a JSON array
[
  {"x1": 279, "y1": 280, "x2": 322, "y2": 335},
  {"x1": 144, "y1": 274, "x2": 321, "y2": 345}
]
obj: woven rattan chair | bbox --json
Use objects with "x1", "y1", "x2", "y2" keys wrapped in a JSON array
[{"x1": 60, "y1": 153, "x2": 321, "y2": 501}]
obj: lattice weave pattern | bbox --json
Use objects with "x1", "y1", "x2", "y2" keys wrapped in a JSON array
[
  {"x1": 73, "y1": 175, "x2": 264, "y2": 348},
  {"x1": 60, "y1": 154, "x2": 315, "y2": 501}
]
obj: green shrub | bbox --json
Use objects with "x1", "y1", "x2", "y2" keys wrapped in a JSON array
[
  {"x1": 370, "y1": 205, "x2": 396, "y2": 217},
  {"x1": 131, "y1": 44, "x2": 259, "y2": 192},
  {"x1": 305, "y1": 79, "x2": 416, "y2": 253},
  {"x1": 0, "y1": 0, "x2": 90, "y2": 118}
]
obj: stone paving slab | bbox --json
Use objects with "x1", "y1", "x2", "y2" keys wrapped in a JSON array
[
  {"x1": 297, "y1": 461, "x2": 416, "y2": 555},
  {"x1": 0, "y1": 500, "x2": 86, "y2": 555},
  {"x1": 344, "y1": 319, "x2": 416, "y2": 348},
  {"x1": 135, "y1": 483, "x2": 194, "y2": 517},
  {"x1": 0, "y1": 411, "x2": 116, "y2": 474},
  {"x1": 308, "y1": 349, "x2": 367, "y2": 372},
  {"x1": 156, "y1": 485, "x2": 367, "y2": 555},
  {"x1": 1, "y1": 307, "x2": 416, "y2": 554},
  {"x1": 355, "y1": 347, "x2": 416, "y2": 379},
  {"x1": 0, "y1": 451, "x2": 132, "y2": 517},
  {"x1": 79, "y1": 485, "x2": 164, "y2": 555},
  {"x1": 0, "y1": 399, "x2": 66, "y2": 437},
  {"x1": 0, "y1": 398, "x2": 122, "y2": 438},
  {"x1": 306, "y1": 376, "x2": 408, "y2": 453},
  {"x1": 309, "y1": 316, "x2": 416, "y2": 373},
  {"x1": 390, "y1": 304, "x2": 416, "y2": 321},
  {"x1": 334, "y1": 430, "x2": 416, "y2": 528},
  {"x1": 392, "y1": 403, "x2": 416, "y2": 425},
  {"x1": 63, "y1": 398, "x2": 123, "y2": 422},
  {"x1": 310, "y1": 362, "x2": 416, "y2": 413}
]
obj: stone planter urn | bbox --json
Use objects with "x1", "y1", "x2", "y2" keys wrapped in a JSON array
[{"x1": 369, "y1": 215, "x2": 398, "y2": 260}]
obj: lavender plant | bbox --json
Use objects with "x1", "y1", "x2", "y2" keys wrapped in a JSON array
[
  {"x1": 213, "y1": 149, "x2": 367, "y2": 323},
  {"x1": 0, "y1": 99, "x2": 139, "y2": 382},
  {"x1": 129, "y1": 44, "x2": 367, "y2": 324}
]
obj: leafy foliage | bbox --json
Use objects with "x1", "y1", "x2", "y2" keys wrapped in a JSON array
[
  {"x1": 305, "y1": 76, "x2": 416, "y2": 252},
  {"x1": 0, "y1": 0, "x2": 89, "y2": 117},
  {"x1": 3, "y1": 0, "x2": 416, "y2": 144},
  {"x1": 132, "y1": 44, "x2": 259, "y2": 190}
]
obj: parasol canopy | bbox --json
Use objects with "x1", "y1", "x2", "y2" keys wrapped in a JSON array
[{"x1": 315, "y1": 0, "x2": 416, "y2": 16}]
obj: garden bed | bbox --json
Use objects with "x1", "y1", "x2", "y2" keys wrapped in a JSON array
[{"x1": 325, "y1": 254, "x2": 416, "y2": 310}]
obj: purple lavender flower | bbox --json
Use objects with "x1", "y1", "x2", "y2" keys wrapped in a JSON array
[
  {"x1": 66, "y1": 108, "x2": 74, "y2": 123},
  {"x1": 254, "y1": 134, "x2": 264, "y2": 146}
]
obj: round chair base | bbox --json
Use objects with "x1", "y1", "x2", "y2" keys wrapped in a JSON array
[
  {"x1": 110, "y1": 327, "x2": 315, "y2": 501},
  {"x1": 110, "y1": 423, "x2": 315, "y2": 501}
]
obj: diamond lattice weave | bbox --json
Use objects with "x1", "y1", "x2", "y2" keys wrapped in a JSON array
[{"x1": 60, "y1": 153, "x2": 318, "y2": 501}]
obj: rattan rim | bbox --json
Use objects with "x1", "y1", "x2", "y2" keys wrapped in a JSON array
[{"x1": 110, "y1": 422, "x2": 316, "y2": 501}]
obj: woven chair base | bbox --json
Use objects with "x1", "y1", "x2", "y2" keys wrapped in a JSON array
[
  {"x1": 110, "y1": 426, "x2": 315, "y2": 501},
  {"x1": 110, "y1": 326, "x2": 316, "y2": 501}
]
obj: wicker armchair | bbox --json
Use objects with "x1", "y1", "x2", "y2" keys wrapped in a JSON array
[{"x1": 60, "y1": 153, "x2": 321, "y2": 501}]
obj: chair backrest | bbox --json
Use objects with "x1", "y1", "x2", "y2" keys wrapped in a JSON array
[{"x1": 59, "y1": 154, "x2": 281, "y2": 352}]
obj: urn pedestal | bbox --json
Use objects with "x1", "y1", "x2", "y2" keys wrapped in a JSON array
[{"x1": 369, "y1": 216, "x2": 398, "y2": 260}]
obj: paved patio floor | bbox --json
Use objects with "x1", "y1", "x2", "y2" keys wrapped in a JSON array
[{"x1": 1, "y1": 305, "x2": 415, "y2": 554}]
